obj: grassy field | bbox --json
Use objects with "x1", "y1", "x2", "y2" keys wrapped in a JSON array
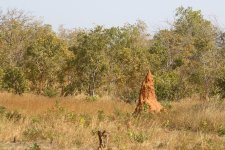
[{"x1": 0, "y1": 93, "x2": 225, "y2": 150}]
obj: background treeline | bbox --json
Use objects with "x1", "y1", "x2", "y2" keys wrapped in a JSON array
[{"x1": 0, "y1": 7, "x2": 224, "y2": 102}]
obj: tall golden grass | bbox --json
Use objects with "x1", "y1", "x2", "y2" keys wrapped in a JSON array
[
  {"x1": 0, "y1": 92, "x2": 134, "y2": 115},
  {"x1": 0, "y1": 92, "x2": 225, "y2": 149}
]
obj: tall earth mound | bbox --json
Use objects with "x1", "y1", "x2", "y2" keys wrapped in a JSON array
[{"x1": 134, "y1": 70, "x2": 163, "y2": 113}]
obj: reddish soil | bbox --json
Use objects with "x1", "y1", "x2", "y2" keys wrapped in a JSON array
[{"x1": 134, "y1": 70, "x2": 163, "y2": 113}]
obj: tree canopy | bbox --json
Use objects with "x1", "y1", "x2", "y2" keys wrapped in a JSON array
[{"x1": 0, "y1": 7, "x2": 224, "y2": 101}]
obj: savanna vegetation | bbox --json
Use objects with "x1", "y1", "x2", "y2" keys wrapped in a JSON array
[
  {"x1": 0, "y1": 93, "x2": 225, "y2": 149},
  {"x1": 0, "y1": 7, "x2": 224, "y2": 101},
  {"x1": 0, "y1": 6, "x2": 225, "y2": 150}
]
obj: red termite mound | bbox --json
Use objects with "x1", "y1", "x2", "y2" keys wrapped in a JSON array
[{"x1": 134, "y1": 70, "x2": 163, "y2": 113}]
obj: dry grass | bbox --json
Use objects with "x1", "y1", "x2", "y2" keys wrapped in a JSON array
[
  {"x1": 0, "y1": 93, "x2": 225, "y2": 149},
  {"x1": 0, "y1": 92, "x2": 134, "y2": 115}
]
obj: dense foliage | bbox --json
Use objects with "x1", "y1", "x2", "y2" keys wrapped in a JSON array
[{"x1": 0, "y1": 7, "x2": 224, "y2": 101}]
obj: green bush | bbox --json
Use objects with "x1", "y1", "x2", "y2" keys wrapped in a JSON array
[
  {"x1": 121, "y1": 89, "x2": 139, "y2": 103},
  {"x1": 217, "y1": 126, "x2": 225, "y2": 136},
  {"x1": 27, "y1": 143, "x2": 41, "y2": 150},
  {"x1": 0, "y1": 106, "x2": 6, "y2": 115},
  {"x1": 2, "y1": 67, "x2": 27, "y2": 94},
  {"x1": 0, "y1": 68, "x2": 4, "y2": 89},
  {"x1": 61, "y1": 82, "x2": 77, "y2": 96},
  {"x1": 155, "y1": 71, "x2": 179, "y2": 101},
  {"x1": 43, "y1": 87, "x2": 58, "y2": 97},
  {"x1": 97, "y1": 110, "x2": 105, "y2": 122},
  {"x1": 85, "y1": 95, "x2": 98, "y2": 102},
  {"x1": 128, "y1": 130, "x2": 148, "y2": 143},
  {"x1": 215, "y1": 71, "x2": 225, "y2": 98},
  {"x1": 161, "y1": 101, "x2": 173, "y2": 109}
]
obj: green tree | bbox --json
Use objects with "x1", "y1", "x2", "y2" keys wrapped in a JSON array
[
  {"x1": 0, "y1": 9, "x2": 37, "y2": 68},
  {"x1": 149, "y1": 30, "x2": 183, "y2": 100},
  {"x1": 104, "y1": 21, "x2": 151, "y2": 101},
  {"x1": 70, "y1": 26, "x2": 109, "y2": 96},
  {"x1": 149, "y1": 7, "x2": 220, "y2": 100},
  {"x1": 23, "y1": 24, "x2": 68, "y2": 94},
  {"x1": 174, "y1": 7, "x2": 218, "y2": 99},
  {"x1": 2, "y1": 67, "x2": 27, "y2": 94},
  {"x1": 214, "y1": 31, "x2": 225, "y2": 98}
]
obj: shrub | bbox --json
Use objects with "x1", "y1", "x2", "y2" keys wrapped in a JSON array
[
  {"x1": 2, "y1": 67, "x2": 27, "y2": 94},
  {"x1": 143, "y1": 103, "x2": 150, "y2": 112},
  {"x1": 121, "y1": 88, "x2": 139, "y2": 103},
  {"x1": 0, "y1": 68, "x2": 4, "y2": 89},
  {"x1": 155, "y1": 71, "x2": 179, "y2": 101},
  {"x1": 217, "y1": 126, "x2": 225, "y2": 136},
  {"x1": 97, "y1": 110, "x2": 105, "y2": 122},
  {"x1": 27, "y1": 143, "x2": 41, "y2": 150},
  {"x1": 79, "y1": 114, "x2": 92, "y2": 127},
  {"x1": 215, "y1": 71, "x2": 225, "y2": 98},
  {"x1": 161, "y1": 101, "x2": 172, "y2": 109},
  {"x1": 5, "y1": 110, "x2": 22, "y2": 122},
  {"x1": 23, "y1": 127, "x2": 43, "y2": 140},
  {"x1": 65, "y1": 112, "x2": 77, "y2": 123},
  {"x1": 61, "y1": 82, "x2": 77, "y2": 96},
  {"x1": 128, "y1": 130, "x2": 148, "y2": 143},
  {"x1": 43, "y1": 87, "x2": 58, "y2": 97},
  {"x1": 85, "y1": 95, "x2": 98, "y2": 102},
  {"x1": 0, "y1": 106, "x2": 6, "y2": 115}
]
